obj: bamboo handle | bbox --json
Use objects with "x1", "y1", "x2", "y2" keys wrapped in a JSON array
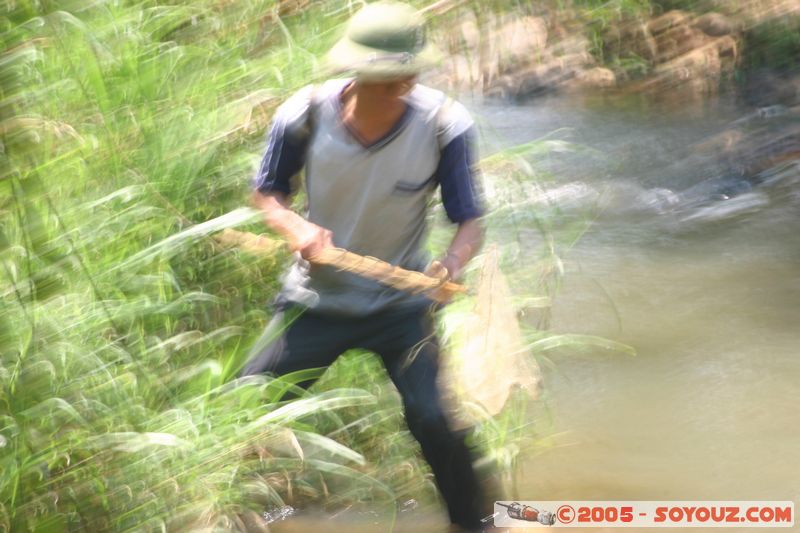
[
  {"x1": 308, "y1": 247, "x2": 466, "y2": 300},
  {"x1": 214, "y1": 230, "x2": 465, "y2": 301}
]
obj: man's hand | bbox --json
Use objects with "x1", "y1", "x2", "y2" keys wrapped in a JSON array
[
  {"x1": 423, "y1": 259, "x2": 449, "y2": 284},
  {"x1": 423, "y1": 217, "x2": 483, "y2": 305},
  {"x1": 423, "y1": 259, "x2": 459, "y2": 304},
  {"x1": 288, "y1": 221, "x2": 334, "y2": 260},
  {"x1": 252, "y1": 190, "x2": 334, "y2": 259}
]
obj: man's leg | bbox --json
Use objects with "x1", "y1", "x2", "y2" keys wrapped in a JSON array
[
  {"x1": 364, "y1": 307, "x2": 484, "y2": 530},
  {"x1": 240, "y1": 307, "x2": 348, "y2": 388}
]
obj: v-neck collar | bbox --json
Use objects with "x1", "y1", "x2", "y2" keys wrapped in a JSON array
[{"x1": 334, "y1": 81, "x2": 415, "y2": 151}]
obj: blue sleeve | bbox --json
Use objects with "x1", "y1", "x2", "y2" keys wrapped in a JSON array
[
  {"x1": 252, "y1": 117, "x2": 309, "y2": 196},
  {"x1": 436, "y1": 128, "x2": 485, "y2": 223}
]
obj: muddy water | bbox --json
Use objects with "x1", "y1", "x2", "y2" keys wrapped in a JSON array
[{"x1": 480, "y1": 95, "x2": 800, "y2": 530}]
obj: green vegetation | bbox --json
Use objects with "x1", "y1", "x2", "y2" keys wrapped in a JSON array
[
  {"x1": 572, "y1": 0, "x2": 652, "y2": 18},
  {"x1": 0, "y1": 1, "x2": 641, "y2": 530},
  {"x1": 566, "y1": 0, "x2": 655, "y2": 80},
  {"x1": 741, "y1": 17, "x2": 800, "y2": 74},
  {"x1": 20, "y1": 0, "x2": 800, "y2": 528},
  {"x1": 0, "y1": 1, "x2": 339, "y2": 529}
]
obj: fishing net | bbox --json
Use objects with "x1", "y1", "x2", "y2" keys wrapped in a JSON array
[{"x1": 439, "y1": 245, "x2": 542, "y2": 428}]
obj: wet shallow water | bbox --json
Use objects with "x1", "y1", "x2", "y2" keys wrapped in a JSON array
[{"x1": 479, "y1": 94, "x2": 800, "y2": 531}]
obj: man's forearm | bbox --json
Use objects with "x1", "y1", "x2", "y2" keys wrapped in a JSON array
[
  {"x1": 252, "y1": 190, "x2": 304, "y2": 239},
  {"x1": 441, "y1": 217, "x2": 484, "y2": 280},
  {"x1": 251, "y1": 190, "x2": 333, "y2": 257}
]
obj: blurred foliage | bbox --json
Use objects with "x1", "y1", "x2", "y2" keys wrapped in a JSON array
[
  {"x1": 572, "y1": 0, "x2": 653, "y2": 18},
  {"x1": 651, "y1": 0, "x2": 708, "y2": 11},
  {"x1": 0, "y1": 0, "x2": 394, "y2": 530},
  {"x1": 741, "y1": 17, "x2": 800, "y2": 74},
  {"x1": 570, "y1": 0, "x2": 655, "y2": 79},
  {"x1": 0, "y1": 0, "x2": 578, "y2": 530}
]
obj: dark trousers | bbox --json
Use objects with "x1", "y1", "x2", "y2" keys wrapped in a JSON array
[{"x1": 240, "y1": 304, "x2": 484, "y2": 529}]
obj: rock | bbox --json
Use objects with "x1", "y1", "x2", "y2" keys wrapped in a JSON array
[
  {"x1": 637, "y1": 40, "x2": 722, "y2": 100},
  {"x1": 547, "y1": 35, "x2": 592, "y2": 57},
  {"x1": 694, "y1": 12, "x2": 736, "y2": 36},
  {"x1": 501, "y1": 52, "x2": 592, "y2": 98},
  {"x1": 693, "y1": 129, "x2": 745, "y2": 155},
  {"x1": 560, "y1": 51, "x2": 594, "y2": 70},
  {"x1": 493, "y1": 16, "x2": 548, "y2": 74},
  {"x1": 434, "y1": 53, "x2": 482, "y2": 94},
  {"x1": 571, "y1": 67, "x2": 617, "y2": 89},
  {"x1": 431, "y1": 3, "x2": 748, "y2": 100},
  {"x1": 627, "y1": 31, "x2": 739, "y2": 101},
  {"x1": 648, "y1": 10, "x2": 691, "y2": 36},
  {"x1": 602, "y1": 8, "x2": 735, "y2": 91},
  {"x1": 484, "y1": 74, "x2": 517, "y2": 99},
  {"x1": 746, "y1": 127, "x2": 800, "y2": 169},
  {"x1": 714, "y1": 35, "x2": 739, "y2": 75},
  {"x1": 628, "y1": 23, "x2": 658, "y2": 62},
  {"x1": 602, "y1": 21, "x2": 657, "y2": 65},
  {"x1": 654, "y1": 24, "x2": 711, "y2": 63},
  {"x1": 658, "y1": 44, "x2": 722, "y2": 81},
  {"x1": 507, "y1": 63, "x2": 560, "y2": 98},
  {"x1": 434, "y1": 12, "x2": 548, "y2": 95}
]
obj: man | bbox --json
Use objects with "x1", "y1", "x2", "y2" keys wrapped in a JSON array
[{"x1": 241, "y1": 2, "x2": 485, "y2": 530}]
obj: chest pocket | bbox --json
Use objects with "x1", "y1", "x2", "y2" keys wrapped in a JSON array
[{"x1": 392, "y1": 174, "x2": 437, "y2": 195}]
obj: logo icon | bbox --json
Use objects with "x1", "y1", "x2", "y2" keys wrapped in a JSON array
[{"x1": 498, "y1": 502, "x2": 556, "y2": 525}]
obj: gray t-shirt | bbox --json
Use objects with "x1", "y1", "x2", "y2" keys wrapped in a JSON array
[{"x1": 254, "y1": 79, "x2": 483, "y2": 316}]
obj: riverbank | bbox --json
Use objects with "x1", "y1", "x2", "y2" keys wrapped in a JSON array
[{"x1": 428, "y1": 0, "x2": 799, "y2": 107}]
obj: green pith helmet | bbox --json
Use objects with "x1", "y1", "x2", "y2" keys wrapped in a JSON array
[{"x1": 326, "y1": 2, "x2": 440, "y2": 80}]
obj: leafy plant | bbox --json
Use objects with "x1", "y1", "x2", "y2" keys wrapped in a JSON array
[{"x1": 0, "y1": 1, "x2": 633, "y2": 530}]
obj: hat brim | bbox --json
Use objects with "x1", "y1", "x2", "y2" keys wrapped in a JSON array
[{"x1": 326, "y1": 36, "x2": 441, "y2": 80}]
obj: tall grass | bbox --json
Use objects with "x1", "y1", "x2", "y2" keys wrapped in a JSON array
[
  {"x1": 1, "y1": 1, "x2": 631, "y2": 530},
  {"x1": 1, "y1": 2, "x2": 365, "y2": 529}
]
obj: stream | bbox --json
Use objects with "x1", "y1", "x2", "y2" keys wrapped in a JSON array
[{"x1": 482, "y1": 94, "x2": 800, "y2": 529}]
